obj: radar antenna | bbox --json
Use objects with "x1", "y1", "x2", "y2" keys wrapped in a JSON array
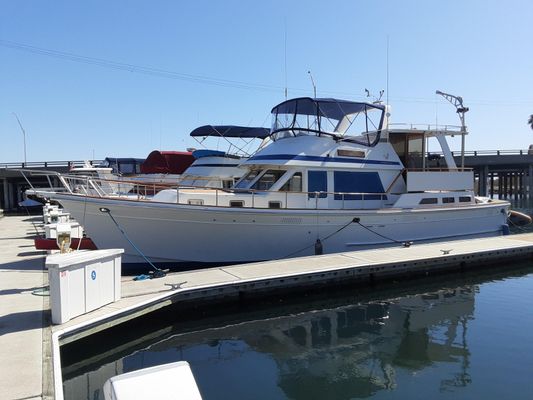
[
  {"x1": 365, "y1": 89, "x2": 385, "y2": 104},
  {"x1": 436, "y1": 90, "x2": 469, "y2": 170}
]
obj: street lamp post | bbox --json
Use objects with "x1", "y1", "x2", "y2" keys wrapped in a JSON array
[{"x1": 11, "y1": 112, "x2": 27, "y2": 165}]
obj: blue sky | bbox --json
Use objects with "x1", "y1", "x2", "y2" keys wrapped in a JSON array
[{"x1": 1, "y1": 0, "x2": 532, "y2": 162}]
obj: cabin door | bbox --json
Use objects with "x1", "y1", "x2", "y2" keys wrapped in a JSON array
[{"x1": 389, "y1": 133, "x2": 424, "y2": 170}]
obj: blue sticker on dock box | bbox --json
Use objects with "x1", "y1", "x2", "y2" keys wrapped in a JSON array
[{"x1": 91, "y1": 270, "x2": 96, "y2": 280}]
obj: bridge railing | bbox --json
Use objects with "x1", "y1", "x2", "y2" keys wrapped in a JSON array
[
  {"x1": 451, "y1": 149, "x2": 532, "y2": 156},
  {"x1": 426, "y1": 150, "x2": 531, "y2": 157},
  {"x1": 389, "y1": 123, "x2": 463, "y2": 132},
  {"x1": 0, "y1": 160, "x2": 104, "y2": 169}
]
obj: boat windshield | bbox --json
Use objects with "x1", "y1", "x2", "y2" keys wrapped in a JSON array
[
  {"x1": 234, "y1": 170, "x2": 261, "y2": 189},
  {"x1": 270, "y1": 98, "x2": 384, "y2": 146},
  {"x1": 235, "y1": 169, "x2": 288, "y2": 190},
  {"x1": 251, "y1": 170, "x2": 286, "y2": 190}
]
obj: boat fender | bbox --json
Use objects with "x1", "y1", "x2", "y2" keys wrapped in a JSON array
[
  {"x1": 508, "y1": 210, "x2": 533, "y2": 226},
  {"x1": 502, "y1": 224, "x2": 510, "y2": 236},
  {"x1": 314, "y1": 239, "x2": 323, "y2": 255},
  {"x1": 133, "y1": 274, "x2": 151, "y2": 281}
]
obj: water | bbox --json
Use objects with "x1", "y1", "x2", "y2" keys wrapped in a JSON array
[{"x1": 62, "y1": 262, "x2": 533, "y2": 400}]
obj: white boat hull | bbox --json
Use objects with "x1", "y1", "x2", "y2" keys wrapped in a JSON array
[{"x1": 53, "y1": 194, "x2": 509, "y2": 267}]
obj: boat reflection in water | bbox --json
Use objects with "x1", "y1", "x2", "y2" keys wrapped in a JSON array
[
  {"x1": 62, "y1": 264, "x2": 524, "y2": 400},
  {"x1": 237, "y1": 289, "x2": 474, "y2": 399},
  {"x1": 274, "y1": 291, "x2": 473, "y2": 398}
]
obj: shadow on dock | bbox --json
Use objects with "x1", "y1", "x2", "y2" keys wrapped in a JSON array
[
  {"x1": 17, "y1": 250, "x2": 46, "y2": 257},
  {"x1": 0, "y1": 309, "x2": 45, "y2": 335},
  {"x1": 0, "y1": 257, "x2": 45, "y2": 272}
]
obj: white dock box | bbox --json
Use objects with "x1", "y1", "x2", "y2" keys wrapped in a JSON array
[
  {"x1": 45, "y1": 221, "x2": 84, "y2": 239},
  {"x1": 47, "y1": 249, "x2": 124, "y2": 324}
]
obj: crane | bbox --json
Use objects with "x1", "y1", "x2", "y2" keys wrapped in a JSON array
[{"x1": 436, "y1": 90, "x2": 469, "y2": 169}]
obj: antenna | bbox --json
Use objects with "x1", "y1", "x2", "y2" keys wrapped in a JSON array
[
  {"x1": 386, "y1": 35, "x2": 390, "y2": 107},
  {"x1": 435, "y1": 90, "x2": 470, "y2": 169},
  {"x1": 284, "y1": 21, "x2": 288, "y2": 100},
  {"x1": 12, "y1": 112, "x2": 27, "y2": 165},
  {"x1": 307, "y1": 70, "x2": 316, "y2": 98}
]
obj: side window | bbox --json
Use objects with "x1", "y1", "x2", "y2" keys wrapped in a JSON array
[
  {"x1": 280, "y1": 172, "x2": 302, "y2": 192},
  {"x1": 419, "y1": 198, "x2": 438, "y2": 204},
  {"x1": 251, "y1": 170, "x2": 286, "y2": 190},
  {"x1": 308, "y1": 171, "x2": 327, "y2": 198},
  {"x1": 333, "y1": 171, "x2": 384, "y2": 200}
]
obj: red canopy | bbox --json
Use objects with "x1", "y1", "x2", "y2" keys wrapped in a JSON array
[{"x1": 140, "y1": 151, "x2": 195, "y2": 174}]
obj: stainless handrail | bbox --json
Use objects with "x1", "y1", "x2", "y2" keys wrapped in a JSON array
[
  {"x1": 388, "y1": 123, "x2": 462, "y2": 131},
  {"x1": 18, "y1": 170, "x2": 472, "y2": 210},
  {"x1": 430, "y1": 149, "x2": 532, "y2": 157}
]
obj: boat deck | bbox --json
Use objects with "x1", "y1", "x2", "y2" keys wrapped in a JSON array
[{"x1": 2, "y1": 215, "x2": 533, "y2": 399}]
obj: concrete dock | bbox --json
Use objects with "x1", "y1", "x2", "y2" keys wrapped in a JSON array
[
  {"x1": 0, "y1": 215, "x2": 49, "y2": 400},
  {"x1": 2, "y1": 215, "x2": 533, "y2": 399}
]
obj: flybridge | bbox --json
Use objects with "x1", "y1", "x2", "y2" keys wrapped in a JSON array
[{"x1": 270, "y1": 97, "x2": 385, "y2": 146}]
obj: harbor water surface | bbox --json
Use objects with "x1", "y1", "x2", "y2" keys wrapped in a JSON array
[{"x1": 62, "y1": 258, "x2": 533, "y2": 400}]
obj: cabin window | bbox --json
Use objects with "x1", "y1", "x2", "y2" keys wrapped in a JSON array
[
  {"x1": 235, "y1": 170, "x2": 260, "y2": 189},
  {"x1": 337, "y1": 149, "x2": 365, "y2": 158},
  {"x1": 442, "y1": 197, "x2": 455, "y2": 204},
  {"x1": 222, "y1": 180, "x2": 233, "y2": 189},
  {"x1": 308, "y1": 171, "x2": 327, "y2": 198},
  {"x1": 187, "y1": 199, "x2": 204, "y2": 206},
  {"x1": 230, "y1": 200, "x2": 244, "y2": 207},
  {"x1": 459, "y1": 196, "x2": 471, "y2": 203},
  {"x1": 280, "y1": 172, "x2": 302, "y2": 192},
  {"x1": 251, "y1": 170, "x2": 286, "y2": 191},
  {"x1": 117, "y1": 162, "x2": 137, "y2": 174},
  {"x1": 333, "y1": 171, "x2": 384, "y2": 200},
  {"x1": 269, "y1": 201, "x2": 282, "y2": 209},
  {"x1": 419, "y1": 198, "x2": 438, "y2": 204}
]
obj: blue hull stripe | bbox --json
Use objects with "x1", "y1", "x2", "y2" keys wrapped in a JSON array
[{"x1": 248, "y1": 154, "x2": 400, "y2": 166}]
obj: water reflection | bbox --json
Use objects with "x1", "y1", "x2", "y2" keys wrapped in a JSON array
[
  {"x1": 62, "y1": 267, "x2": 533, "y2": 400},
  {"x1": 240, "y1": 289, "x2": 474, "y2": 399}
]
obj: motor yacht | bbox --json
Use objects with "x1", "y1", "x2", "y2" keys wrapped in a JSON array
[{"x1": 50, "y1": 97, "x2": 510, "y2": 267}]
